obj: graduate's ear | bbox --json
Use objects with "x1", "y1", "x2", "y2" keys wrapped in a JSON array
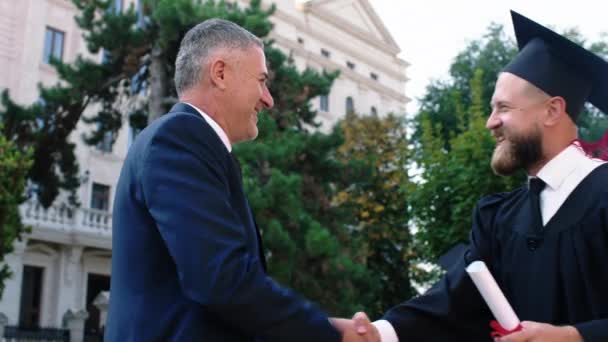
[
  {"x1": 543, "y1": 96, "x2": 567, "y2": 127},
  {"x1": 208, "y1": 56, "x2": 228, "y2": 90}
]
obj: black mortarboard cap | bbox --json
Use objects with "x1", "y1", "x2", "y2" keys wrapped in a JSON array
[{"x1": 503, "y1": 11, "x2": 608, "y2": 121}]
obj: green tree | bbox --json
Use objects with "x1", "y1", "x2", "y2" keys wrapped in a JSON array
[
  {"x1": 0, "y1": 127, "x2": 32, "y2": 299},
  {"x1": 235, "y1": 115, "x2": 379, "y2": 315},
  {"x1": 413, "y1": 24, "x2": 517, "y2": 151},
  {"x1": 333, "y1": 111, "x2": 413, "y2": 316},
  {"x1": 561, "y1": 30, "x2": 608, "y2": 141},
  {"x1": 411, "y1": 70, "x2": 523, "y2": 265}
]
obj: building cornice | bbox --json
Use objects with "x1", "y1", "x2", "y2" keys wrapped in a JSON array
[
  {"x1": 271, "y1": 33, "x2": 409, "y2": 104},
  {"x1": 396, "y1": 58, "x2": 410, "y2": 67},
  {"x1": 300, "y1": 0, "x2": 401, "y2": 53},
  {"x1": 357, "y1": 0, "x2": 398, "y2": 48},
  {"x1": 29, "y1": 226, "x2": 112, "y2": 250},
  {"x1": 306, "y1": 3, "x2": 400, "y2": 55},
  {"x1": 271, "y1": 9, "x2": 408, "y2": 82},
  {"x1": 48, "y1": 0, "x2": 77, "y2": 11}
]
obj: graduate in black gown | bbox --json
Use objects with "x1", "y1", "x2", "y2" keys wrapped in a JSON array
[{"x1": 349, "y1": 11, "x2": 608, "y2": 342}]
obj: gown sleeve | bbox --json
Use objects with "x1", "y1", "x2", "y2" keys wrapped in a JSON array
[
  {"x1": 383, "y1": 193, "x2": 509, "y2": 341},
  {"x1": 575, "y1": 320, "x2": 608, "y2": 341},
  {"x1": 571, "y1": 193, "x2": 608, "y2": 341}
]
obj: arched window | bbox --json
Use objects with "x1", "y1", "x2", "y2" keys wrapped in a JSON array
[
  {"x1": 345, "y1": 96, "x2": 354, "y2": 114},
  {"x1": 320, "y1": 95, "x2": 329, "y2": 112}
]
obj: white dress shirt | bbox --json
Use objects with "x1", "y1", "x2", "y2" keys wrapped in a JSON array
[
  {"x1": 373, "y1": 144, "x2": 605, "y2": 342},
  {"x1": 183, "y1": 102, "x2": 232, "y2": 152},
  {"x1": 536, "y1": 144, "x2": 605, "y2": 225}
]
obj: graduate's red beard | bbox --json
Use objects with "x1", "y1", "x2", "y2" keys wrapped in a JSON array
[{"x1": 491, "y1": 125, "x2": 543, "y2": 176}]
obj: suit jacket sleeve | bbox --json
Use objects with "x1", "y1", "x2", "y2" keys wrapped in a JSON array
[
  {"x1": 140, "y1": 114, "x2": 339, "y2": 342},
  {"x1": 382, "y1": 195, "x2": 505, "y2": 341}
]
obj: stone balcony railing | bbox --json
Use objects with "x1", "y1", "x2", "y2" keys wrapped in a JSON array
[{"x1": 19, "y1": 199, "x2": 112, "y2": 248}]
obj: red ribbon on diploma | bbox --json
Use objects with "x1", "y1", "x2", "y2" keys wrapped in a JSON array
[{"x1": 490, "y1": 320, "x2": 523, "y2": 337}]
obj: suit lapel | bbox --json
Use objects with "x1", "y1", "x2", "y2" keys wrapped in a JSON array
[
  {"x1": 230, "y1": 154, "x2": 267, "y2": 272},
  {"x1": 251, "y1": 213, "x2": 267, "y2": 272}
]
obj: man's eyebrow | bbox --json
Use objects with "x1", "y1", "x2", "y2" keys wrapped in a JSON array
[{"x1": 490, "y1": 100, "x2": 512, "y2": 107}]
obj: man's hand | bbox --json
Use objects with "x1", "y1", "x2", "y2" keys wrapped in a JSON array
[
  {"x1": 352, "y1": 312, "x2": 380, "y2": 342},
  {"x1": 330, "y1": 318, "x2": 363, "y2": 342},
  {"x1": 496, "y1": 321, "x2": 582, "y2": 342},
  {"x1": 330, "y1": 313, "x2": 380, "y2": 342}
]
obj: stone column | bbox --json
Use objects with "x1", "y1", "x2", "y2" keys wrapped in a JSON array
[
  {"x1": 0, "y1": 312, "x2": 8, "y2": 339},
  {"x1": 63, "y1": 308, "x2": 88, "y2": 342},
  {"x1": 0, "y1": 239, "x2": 27, "y2": 322},
  {"x1": 55, "y1": 246, "x2": 84, "y2": 322}
]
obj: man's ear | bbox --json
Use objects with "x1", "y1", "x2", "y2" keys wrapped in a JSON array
[
  {"x1": 544, "y1": 96, "x2": 567, "y2": 127},
  {"x1": 209, "y1": 57, "x2": 228, "y2": 90}
]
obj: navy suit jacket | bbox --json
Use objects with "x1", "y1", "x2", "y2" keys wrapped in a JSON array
[{"x1": 105, "y1": 103, "x2": 340, "y2": 341}]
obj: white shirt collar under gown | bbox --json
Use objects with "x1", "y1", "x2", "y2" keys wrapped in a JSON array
[{"x1": 535, "y1": 144, "x2": 605, "y2": 225}]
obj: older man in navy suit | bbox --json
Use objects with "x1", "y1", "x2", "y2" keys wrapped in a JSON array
[{"x1": 105, "y1": 19, "x2": 362, "y2": 341}]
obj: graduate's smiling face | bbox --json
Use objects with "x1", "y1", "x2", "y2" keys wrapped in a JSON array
[{"x1": 487, "y1": 73, "x2": 549, "y2": 176}]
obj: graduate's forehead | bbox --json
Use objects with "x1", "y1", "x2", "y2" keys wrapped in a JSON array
[{"x1": 491, "y1": 72, "x2": 531, "y2": 106}]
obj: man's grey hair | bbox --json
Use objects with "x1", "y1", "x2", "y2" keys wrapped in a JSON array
[{"x1": 174, "y1": 18, "x2": 263, "y2": 96}]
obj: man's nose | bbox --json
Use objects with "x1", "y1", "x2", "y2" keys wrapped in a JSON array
[
  {"x1": 261, "y1": 86, "x2": 274, "y2": 109},
  {"x1": 486, "y1": 110, "x2": 501, "y2": 130}
]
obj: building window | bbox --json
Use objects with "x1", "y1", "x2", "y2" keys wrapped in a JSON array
[
  {"x1": 321, "y1": 48, "x2": 330, "y2": 58},
  {"x1": 136, "y1": 0, "x2": 150, "y2": 27},
  {"x1": 346, "y1": 96, "x2": 354, "y2": 114},
  {"x1": 320, "y1": 95, "x2": 329, "y2": 112},
  {"x1": 43, "y1": 27, "x2": 64, "y2": 63},
  {"x1": 85, "y1": 273, "x2": 111, "y2": 335},
  {"x1": 112, "y1": 0, "x2": 123, "y2": 12},
  {"x1": 91, "y1": 183, "x2": 110, "y2": 211},
  {"x1": 96, "y1": 131, "x2": 114, "y2": 153},
  {"x1": 19, "y1": 265, "x2": 44, "y2": 328},
  {"x1": 102, "y1": 51, "x2": 111, "y2": 64},
  {"x1": 297, "y1": 37, "x2": 304, "y2": 44},
  {"x1": 130, "y1": 64, "x2": 148, "y2": 94},
  {"x1": 346, "y1": 61, "x2": 356, "y2": 70},
  {"x1": 371, "y1": 106, "x2": 378, "y2": 116},
  {"x1": 370, "y1": 72, "x2": 379, "y2": 81},
  {"x1": 35, "y1": 98, "x2": 47, "y2": 129},
  {"x1": 101, "y1": 0, "x2": 122, "y2": 63},
  {"x1": 128, "y1": 125, "x2": 142, "y2": 149}
]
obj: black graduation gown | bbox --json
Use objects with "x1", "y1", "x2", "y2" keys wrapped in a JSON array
[{"x1": 384, "y1": 163, "x2": 608, "y2": 341}]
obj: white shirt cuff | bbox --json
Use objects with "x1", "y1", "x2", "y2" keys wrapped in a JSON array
[{"x1": 373, "y1": 319, "x2": 399, "y2": 342}]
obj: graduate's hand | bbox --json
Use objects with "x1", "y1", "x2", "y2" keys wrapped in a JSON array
[{"x1": 495, "y1": 321, "x2": 583, "y2": 342}]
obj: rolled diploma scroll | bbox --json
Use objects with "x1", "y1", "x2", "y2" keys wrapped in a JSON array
[{"x1": 466, "y1": 260, "x2": 520, "y2": 330}]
